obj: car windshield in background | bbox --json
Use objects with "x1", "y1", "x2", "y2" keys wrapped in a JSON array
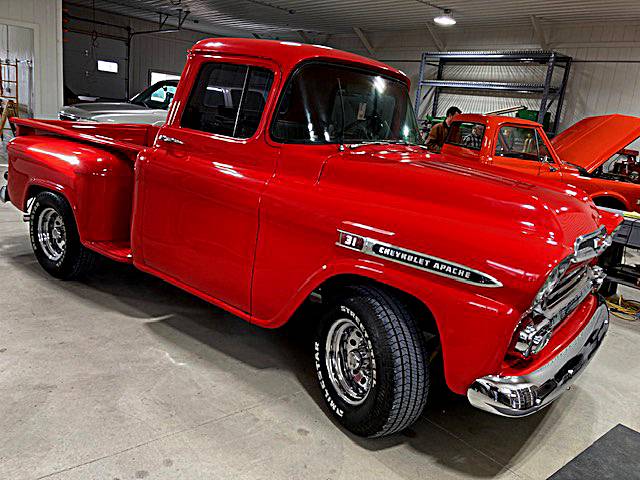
[
  {"x1": 131, "y1": 81, "x2": 178, "y2": 110},
  {"x1": 446, "y1": 122, "x2": 486, "y2": 151},
  {"x1": 271, "y1": 63, "x2": 421, "y2": 145}
]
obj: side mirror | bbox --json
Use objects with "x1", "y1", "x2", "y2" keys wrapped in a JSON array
[{"x1": 541, "y1": 156, "x2": 558, "y2": 172}]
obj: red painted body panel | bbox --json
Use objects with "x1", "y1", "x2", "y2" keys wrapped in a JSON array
[
  {"x1": 552, "y1": 114, "x2": 640, "y2": 172},
  {"x1": 4, "y1": 39, "x2": 620, "y2": 395}
]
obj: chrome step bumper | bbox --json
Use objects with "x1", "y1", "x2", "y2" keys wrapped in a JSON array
[{"x1": 467, "y1": 297, "x2": 609, "y2": 417}]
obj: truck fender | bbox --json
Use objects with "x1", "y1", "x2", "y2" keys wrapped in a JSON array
[
  {"x1": 256, "y1": 258, "x2": 519, "y2": 395},
  {"x1": 7, "y1": 135, "x2": 134, "y2": 243}
]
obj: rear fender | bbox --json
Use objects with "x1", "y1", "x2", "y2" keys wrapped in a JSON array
[{"x1": 7, "y1": 135, "x2": 134, "y2": 243}]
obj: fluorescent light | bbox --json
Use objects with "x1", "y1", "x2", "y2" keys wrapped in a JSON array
[{"x1": 434, "y1": 9, "x2": 456, "y2": 26}]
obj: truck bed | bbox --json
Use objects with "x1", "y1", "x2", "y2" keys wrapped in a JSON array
[
  {"x1": 6, "y1": 118, "x2": 155, "y2": 263},
  {"x1": 10, "y1": 118, "x2": 159, "y2": 152}
]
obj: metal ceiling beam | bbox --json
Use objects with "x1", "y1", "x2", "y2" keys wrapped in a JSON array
[
  {"x1": 425, "y1": 23, "x2": 445, "y2": 51},
  {"x1": 353, "y1": 27, "x2": 375, "y2": 56},
  {"x1": 530, "y1": 15, "x2": 549, "y2": 50}
]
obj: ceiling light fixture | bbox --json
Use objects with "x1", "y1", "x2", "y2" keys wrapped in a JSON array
[{"x1": 434, "y1": 8, "x2": 456, "y2": 26}]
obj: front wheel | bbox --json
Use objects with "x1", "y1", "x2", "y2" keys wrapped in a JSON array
[
  {"x1": 29, "y1": 191, "x2": 97, "y2": 279},
  {"x1": 314, "y1": 285, "x2": 430, "y2": 437}
]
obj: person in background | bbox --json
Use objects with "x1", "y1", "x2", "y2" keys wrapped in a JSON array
[
  {"x1": 463, "y1": 124, "x2": 484, "y2": 149},
  {"x1": 426, "y1": 106, "x2": 461, "y2": 152}
]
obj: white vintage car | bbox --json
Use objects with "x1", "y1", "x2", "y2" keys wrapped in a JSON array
[{"x1": 58, "y1": 80, "x2": 178, "y2": 125}]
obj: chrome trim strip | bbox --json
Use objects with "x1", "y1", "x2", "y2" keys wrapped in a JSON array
[
  {"x1": 336, "y1": 230, "x2": 502, "y2": 288},
  {"x1": 467, "y1": 297, "x2": 609, "y2": 417}
]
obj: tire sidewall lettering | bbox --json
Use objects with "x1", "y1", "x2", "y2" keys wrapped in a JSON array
[
  {"x1": 315, "y1": 341, "x2": 344, "y2": 417},
  {"x1": 315, "y1": 303, "x2": 378, "y2": 419}
]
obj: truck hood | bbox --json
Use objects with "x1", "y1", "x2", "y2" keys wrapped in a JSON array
[
  {"x1": 321, "y1": 144, "x2": 614, "y2": 303},
  {"x1": 60, "y1": 102, "x2": 150, "y2": 119},
  {"x1": 552, "y1": 114, "x2": 640, "y2": 173}
]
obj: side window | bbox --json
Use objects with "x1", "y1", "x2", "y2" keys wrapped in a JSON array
[
  {"x1": 496, "y1": 126, "x2": 542, "y2": 161},
  {"x1": 446, "y1": 122, "x2": 485, "y2": 150},
  {"x1": 181, "y1": 62, "x2": 273, "y2": 138}
]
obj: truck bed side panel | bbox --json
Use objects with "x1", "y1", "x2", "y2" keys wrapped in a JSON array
[{"x1": 7, "y1": 135, "x2": 134, "y2": 243}]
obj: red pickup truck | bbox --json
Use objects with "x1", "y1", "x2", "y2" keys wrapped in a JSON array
[
  {"x1": 442, "y1": 113, "x2": 640, "y2": 211},
  {"x1": 0, "y1": 39, "x2": 621, "y2": 437}
]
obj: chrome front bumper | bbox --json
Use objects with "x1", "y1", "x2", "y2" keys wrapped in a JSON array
[{"x1": 467, "y1": 298, "x2": 609, "y2": 417}]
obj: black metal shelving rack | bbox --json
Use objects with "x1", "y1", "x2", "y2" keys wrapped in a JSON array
[{"x1": 414, "y1": 50, "x2": 573, "y2": 135}]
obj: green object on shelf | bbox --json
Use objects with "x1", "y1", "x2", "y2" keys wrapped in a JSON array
[
  {"x1": 421, "y1": 114, "x2": 445, "y2": 124},
  {"x1": 517, "y1": 109, "x2": 551, "y2": 131}
]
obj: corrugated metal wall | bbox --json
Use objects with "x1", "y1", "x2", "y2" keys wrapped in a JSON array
[
  {"x1": 328, "y1": 22, "x2": 640, "y2": 134},
  {"x1": 0, "y1": 0, "x2": 61, "y2": 118}
]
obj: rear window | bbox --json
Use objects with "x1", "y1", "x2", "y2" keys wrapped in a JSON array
[{"x1": 446, "y1": 122, "x2": 486, "y2": 150}]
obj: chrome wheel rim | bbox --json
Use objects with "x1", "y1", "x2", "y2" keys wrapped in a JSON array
[
  {"x1": 37, "y1": 207, "x2": 66, "y2": 262},
  {"x1": 325, "y1": 317, "x2": 376, "y2": 405}
]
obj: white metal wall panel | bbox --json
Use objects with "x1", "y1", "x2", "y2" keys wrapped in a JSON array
[
  {"x1": 0, "y1": 0, "x2": 61, "y2": 118},
  {"x1": 329, "y1": 22, "x2": 640, "y2": 136}
]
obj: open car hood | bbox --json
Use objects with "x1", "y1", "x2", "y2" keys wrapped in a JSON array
[{"x1": 551, "y1": 114, "x2": 640, "y2": 173}]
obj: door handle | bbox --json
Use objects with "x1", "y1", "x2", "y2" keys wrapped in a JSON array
[{"x1": 158, "y1": 134, "x2": 184, "y2": 145}]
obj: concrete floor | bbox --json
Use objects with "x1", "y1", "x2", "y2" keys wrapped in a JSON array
[{"x1": 1, "y1": 195, "x2": 640, "y2": 479}]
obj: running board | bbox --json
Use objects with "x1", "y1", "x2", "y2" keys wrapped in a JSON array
[{"x1": 84, "y1": 241, "x2": 133, "y2": 263}]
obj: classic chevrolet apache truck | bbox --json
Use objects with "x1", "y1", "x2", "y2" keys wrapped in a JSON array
[
  {"x1": 0, "y1": 39, "x2": 622, "y2": 437},
  {"x1": 441, "y1": 113, "x2": 640, "y2": 212}
]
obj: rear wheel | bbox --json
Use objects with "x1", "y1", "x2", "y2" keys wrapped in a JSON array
[
  {"x1": 314, "y1": 285, "x2": 430, "y2": 437},
  {"x1": 29, "y1": 191, "x2": 97, "y2": 279}
]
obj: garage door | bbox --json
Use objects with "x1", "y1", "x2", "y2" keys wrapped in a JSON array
[{"x1": 63, "y1": 31, "x2": 128, "y2": 100}]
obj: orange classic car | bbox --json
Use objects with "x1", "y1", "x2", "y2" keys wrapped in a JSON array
[{"x1": 441, "y1": 114, "x2": 640, "y2": 212}]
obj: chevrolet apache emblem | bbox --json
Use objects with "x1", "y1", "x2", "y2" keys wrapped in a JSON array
[{"x1": 337, "y1": 230, "x2": 502, "y2": 288}]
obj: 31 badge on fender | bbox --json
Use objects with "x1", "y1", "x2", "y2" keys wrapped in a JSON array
[{"x1": 337, "y1": 230, "x2": 502, "y2": 288}]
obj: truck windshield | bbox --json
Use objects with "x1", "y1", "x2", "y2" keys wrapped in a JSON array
[{"x1": 271, "y1": 63, "x2": 421, "y2": 145}]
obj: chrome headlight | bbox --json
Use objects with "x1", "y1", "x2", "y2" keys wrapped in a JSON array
[{"x1": 531, "y1": 258, "x2": 572, "y2": 314}]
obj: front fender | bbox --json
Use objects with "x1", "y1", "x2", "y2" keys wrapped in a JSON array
[
  {"x1": 7, "y1": 135, "x2": 134, "y2": 243},
  {"x1": 253, "y1": 254, "x2": 520, "y2": 396}
]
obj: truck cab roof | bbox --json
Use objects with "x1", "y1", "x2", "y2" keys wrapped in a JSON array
[{"x1": 190, "y1": 38, "x2": 409, "y2": 85}]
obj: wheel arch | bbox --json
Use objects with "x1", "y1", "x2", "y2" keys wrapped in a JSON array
[
  {"x1": 591, "y1": 193, "x2": 630, "y2": 211},
  {"x1": 315, "y1": 273, "x2": 440, "y2": 339},
  {"x1": 24, "y1": 182, "x2": 71, "y2": 211}
]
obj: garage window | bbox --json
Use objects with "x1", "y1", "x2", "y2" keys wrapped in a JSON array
[
  {"x1": 181, "y1": 62, "x2": 273, "y2": 138},
  {"x1": 97, "y1": 60, "x2": 118, "y2": 73}
]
